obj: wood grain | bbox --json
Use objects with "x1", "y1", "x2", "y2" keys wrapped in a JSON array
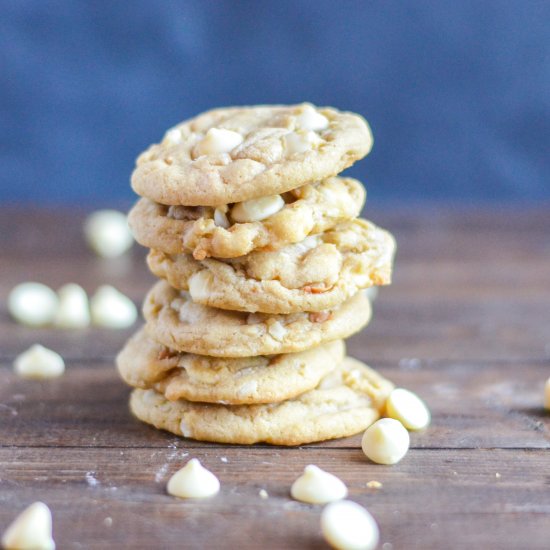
[{"x1": 1, "y1": 206, "x2": 549, "y2": 549}]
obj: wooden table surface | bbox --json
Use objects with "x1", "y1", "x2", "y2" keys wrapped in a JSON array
[{"x1": 1, "y1": 206, "x2": 549, "y2": 549}]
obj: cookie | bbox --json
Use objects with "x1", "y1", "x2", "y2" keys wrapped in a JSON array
[
  {"x1": 117, "y1": 327, "x2": 345, "y2": 405},
  {"x1": 128, "y1": 177, "x2": 366, "y2": 259},
  {"x1": 147, "y1": 219, "x2": 396, "y2": 313},
  {"x1": 129, "y1": 357, "x2": 394, "y2": 445},
  {"x1": 142, "y1": 280, "x2": 372, "y2": 357},
  {"x1": 131, "y1": 104, "x2": 373, "y2": 206}
]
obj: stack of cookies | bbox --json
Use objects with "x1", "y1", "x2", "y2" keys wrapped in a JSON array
[{"x1": 118, "y1": 104, "x2": 397, "y2": 445}]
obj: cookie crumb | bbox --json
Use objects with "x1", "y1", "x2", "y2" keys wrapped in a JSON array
[{"x1": 366, "y1": 480, "x2": 382, "y2": 489}]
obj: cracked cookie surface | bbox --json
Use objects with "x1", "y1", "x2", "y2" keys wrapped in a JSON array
[
  {"x1": 131, "y1": 104, "x2": 373, "y2": 206},
  {"x1": 129, "y1": 357, "x2": 394, "y2": 445},
  {"x1": 117, "y1": 327, "x2": 345, "y2": 405},
  {"x1": 147, "y1": 218, "x2": 396, "y2": 313},
  {"x1": 142, "y1": 280, "x2": 371, "y2": 357},
  {"x1": 128, "y1": 176, "x2": 366, "y2": 259}
]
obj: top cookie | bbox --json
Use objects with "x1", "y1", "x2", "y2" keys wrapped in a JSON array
[{"x1": 131, "y1": 104, "x2": 373, "y2": 206}]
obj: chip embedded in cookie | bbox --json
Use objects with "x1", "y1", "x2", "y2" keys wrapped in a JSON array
[
  {"x1": 146, "y1": 218, "x2": 395, "y2": 314},
  {"x1": 128, "y1": 176, "x2": 366, "y2": 259},
  {"x1": 131, "y1": 104, "x2": 373, "y2": 206},
  {"x1": 129, "y1": 357, "x2": 394, "y2": 445},
  {"x1": 117, "y1": 328, "x2": 346, "y2": 405},
  {"x1": 142, "y1": 280, "x2": 372, "y2": 357}
]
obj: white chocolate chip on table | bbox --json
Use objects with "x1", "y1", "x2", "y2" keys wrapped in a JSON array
[
  {"x1": 321, "y1": 500, "x2": 379, "y2": 550},
  {"x1": 291, "y1": 465, "x2": 348, "y2": 504},
  {"x1": 167, "y1": 458, "x2": 220, "y2": 499},
  {"x1": 385, "y1": 388, "x2": 431, "y2": 431},
  {"x1": 14, "y1": 345, "x2": 65, "y2": 379},
  {"x1": 361, "y1": 418, "x2": 410, "y2": 465},
  {"x1": 8, "y1": 282, "x2": 59, "y2": 327},
  {"x1": 1, "y1": 501, "x2": 55, "y2": 550},
  {"x1": 84, "y1": 209, "x2": 134, "y2": 258},
  {"x1": 54, "y1": 283, "x2": 90, "y2": 329},
  {"x1": 90, "y1": 285, "x2": 138, "y2": 329}
]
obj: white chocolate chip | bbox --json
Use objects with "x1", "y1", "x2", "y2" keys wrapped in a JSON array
[
  {"x1": 236, "y1": 380, "x2": 258, "y2": 398},
  {"x1": 8, "y1": 282, "x2": 58, "y2": 327},
  {"x1": 188, "y1": 271, "x2": 214, "y2": 302},
  {"x1": 385, "y1": 388, "x2": 431, "y2": 431},
  {"x1": 296, "y1": 105, "x2": 329, "y2": 131},
  {"x1": 90, "y1": 285, "x2": 137, "y2": 329},
  {"x1": 14, "y1": 345, "x2": 65, "y2": 379},
  {"x1": 213, "y1": 208, "x2": 230, "y2": 228},
  {"x1": 544, "y1": 377, "x2": 550, "y2": 410},
  {"x1": 180, "y1": 419, "x2": 192, "y2": 438},
  {"x1": 321, "y1": 500, "x2": 379, "y2": 550},
  {"x1": 167, "y1": 458, "x2": 220, "y2": 499},
  {"x1": 195, "y1": 127, "x2": 244, "y2": 156},
  {"x1": 164, "y1": 128, "x2": 182, "y2": 145},
  {"x1": 287, "y1": 235, "x2": 321, "y2": 256},
  {"x1": 267, "y1": 320, "x2": 287, "y2": 341},
  {"x1": 363, "y1": 287, "x2": 378, "y2": 302},
  {"x1": 231, "y1": 195, "x2": 285, "y2": 223},
  {"x1": 283, "y1": 131, "x2": 322, "y2": 155},
  {"x1": 84, "y1": 210, "x2": 133, "y2": 258},
  {"x1": 290, "y1": 465, "x2": 348, "y2": 504},
  {"x1": 361, "y1": 418, "x2": 410, "y2": 465},
  {"x1": 54, "y1": 283, "x2": 90, "y2": 329},
  {"x1": 1, "y1": 501, "x2": 55, "y2": 550}
]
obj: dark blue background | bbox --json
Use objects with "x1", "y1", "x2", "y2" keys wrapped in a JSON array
[{"x1": 1, "y1": 1, "x2": 549, "y2": 206}]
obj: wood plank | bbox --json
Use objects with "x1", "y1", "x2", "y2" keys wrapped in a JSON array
[
  {"x1": 1, "y1": 447, "x2": 548, "y2": 549},
  {"x1": 1, "y1": 361, "x2": 548, "y2": 450}
]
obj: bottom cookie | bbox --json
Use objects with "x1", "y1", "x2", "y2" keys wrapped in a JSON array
[{"x1": 129, "y1": 357, "x2": 394, "y2": 446}]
